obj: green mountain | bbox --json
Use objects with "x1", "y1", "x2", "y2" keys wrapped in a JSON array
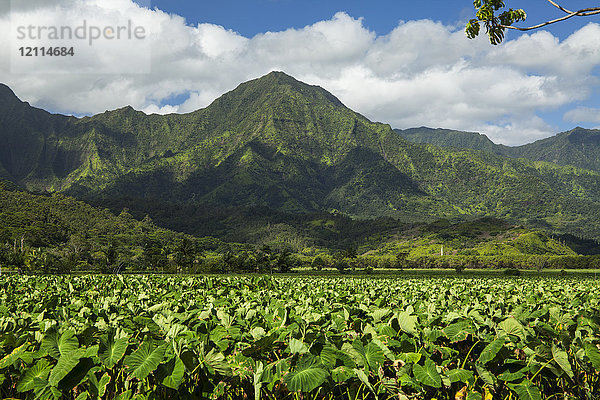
[
  {"x1": 396, "y1": 127, "x2": 510, "y2": 155},
  {"x1": 514, "y1": 127, "x2": 600, "y2": 171},
  {"x1": 3, "y1": 72, "x2": 600, "y2": 240},
  {"x1": 396, "y1": 126, "x2": 600, "y2": 172}
]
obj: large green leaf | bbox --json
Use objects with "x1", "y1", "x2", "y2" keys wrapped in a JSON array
[
  {"x1": 161, "y1": 356, "x2": 185, "y2": 390},
  {"x1": 584, "y1": 343, "x2": 600, "y2": 369},
  {"x1": 352, "y1": 339, "x2": 385, "y2": 371},
  {"x1": 288, "y1": 338, "x2": 309, "y2": 354},
  {"x1": 17, "y1": 359, "x2": 52, "y2": 392},
  {"x1": 331, "y1": 366, "x2": 354, "y2": 383},
  {"x1": 57, "y1": 357, "x2": 95, "y2": 391},
  {"x1": 75, "y1": 392, "x2": 89, "y2": 400},
  {"x1": 335, "y1": 346, "x2": 357, "y2": 369},
  {"x1": 115, "y1": 389, "x2": 132, "y2": 400},
  {"x1": 498, "y1": 367, "x2": 527, "y2": 382},
  {"x1": 0, "y1": 342, "x2": 29, "y2": 368},
  {"x1": 253, "y1": 361, "x2": 264, "y2": 400},
  {"x1": 477, "y1": 337, "x2": 505, "y2": 364},
  {"x1": 443, "y1": 320, "x2": 473, "y2": 342},
  {"x1": 261, "y1": 358, "x2": 290, "y2": 390},
  {"x1": 99, "y1": 336, "x2": 129, "y2": 369},
  {"x1": 284, "y1": 356, "x2": 329, "y2": 393},
  {"x1": 48, "y1": 348, "x2": 85, "y2": 386},
  {"x1": 318, "y1": 345, "x2": 338, "y2": 369},
  {"x1": 497, "y1": 318, "x2": 525, "y2": 340},
  {"x1": 551, "y1": 344, "x2": 573, "y2": 379},
  {"x1": 475, "y1": 363, "x2": 497, "y2": 387},
  {"x1": 86, "y1": 370, "x2": 107, "y2": 398},
  {"x1": 33, "y1": 377, "x2": 59, "y2": 400},
  {"x1": 41, "y1": 330, "x2": 79, "y2": 360},
  {"x1": 466, "y1": 392, "x2": 483, "y2": 400},
  {"x1": 413, "y1": 358, "x2": 441, "y2": 388},
  {"x1": 124, "y1": 342, "x2": 166, "y2": 380},
  {"x1": 446, "y1": 368, "x2": 474, "y2": 385},
  {"x1": 508, "y1": 380, "x2": 542, "y2": 400},
  {"x1": 370, "y1": 308, "x2": 391, "y2": 323},
  {"x1": 98, "y1": 373, "x2": 111, "y2": 398},
  {"x1": 250, "y1": 327, "x2": 266, "y2": 341},
  {"x1": 354, "y1": 368, "x2": 375, "y2": 394},
  {"x1": 396, "y1": 311, "x2": 417, "y2": 336},
  {"x1": 203, "y1": 348, "x2": 232, "y2": 376},
  {"x1": 242, "y1": 334, "x2": 276, "y2": 357}
]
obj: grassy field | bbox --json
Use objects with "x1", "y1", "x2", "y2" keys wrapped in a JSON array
[{"x1": 1, "y1": 274, "x2": 599, "y2": 399}]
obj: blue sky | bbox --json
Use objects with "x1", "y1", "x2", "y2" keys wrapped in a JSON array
[
  {"x1": 151, "y1": 1, "x2": 473, "y2": 37},
  {"x1": 151, "y1": 0, "x2": 595, "y2": 40},
  {"x1": 2, "y1": 0, "x2": 600, "y2": 145}
]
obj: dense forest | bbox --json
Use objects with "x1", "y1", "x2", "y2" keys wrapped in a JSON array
[{"x1": 2, "y1": 179, "x2": 599, "y2": 274}]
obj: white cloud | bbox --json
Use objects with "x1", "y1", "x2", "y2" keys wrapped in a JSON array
[
  {"x1": 141, "y1": 103, "x2": 178, "y2": 115},
  {"x1": 474, "y1": 116, "x2": 555, "y2": 146},
  {"x1": 1, "y1": 1, "x2": 600, "y2": 145},
  {"x1": 196, "y1": 24, "x2": 248, "y2": 58},
  {"x1": 564, "y1": 107, "x2": 600, "y2": 124},
  {"x1": 486, "y1": 26, "x2": 600, "y2": 77}
]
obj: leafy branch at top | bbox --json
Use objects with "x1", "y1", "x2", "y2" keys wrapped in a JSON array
[{"x1": 466, "y1": 0, "x2": 600, "y2": 44}]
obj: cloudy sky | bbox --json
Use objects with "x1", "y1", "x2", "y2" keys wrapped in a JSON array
[{"x1": 1, "y1": 0, "x2": 599, "y2": 145}]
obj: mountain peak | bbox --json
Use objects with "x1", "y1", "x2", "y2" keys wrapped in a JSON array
[
  {"x1": 565, "y1": 126, "x2": 600, "y2": 145},
  {"x1": 223, "y1": 71, "x2": 345, "y2": 109},
  {"x1": 0, "y1": 83, "x2": 23, "y2": 106},
  {"x1": 262, "y1": 70, "x2": 299, "y2": 83},
  {"x1": 113, "y1": 105, "x2": 138, "y2": 114}
]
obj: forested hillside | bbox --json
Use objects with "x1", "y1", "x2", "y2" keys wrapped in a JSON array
[
  {"x1": 2, "y1": 72, "x2": 600, "y2": 241},
  {"x1": 397, "y1": 126, "x2": 600, "y2": 172}
]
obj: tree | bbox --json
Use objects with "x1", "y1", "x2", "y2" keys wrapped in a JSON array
[
  {"x1": 466, "y1": 0, "x2": 600, "y2": 44},
  {"x1": 311, "y1": 255, "x2": 326, "y2": 271},
  {"x1": 395, "y1": 251, "x2": 410, "y2": 271},
  {"x1": 275, "y1": 250, "x2": 293, "y2": 273},
  {"x1": 174, "y1": 237, "x2": 196, "y2": 272}
]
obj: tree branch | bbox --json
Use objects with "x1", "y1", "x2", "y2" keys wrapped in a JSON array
[
  {"x1": 545, "y1": 0, "x2": 573, "y2": 15},
  {"x1": 501, "y1": 7, "x2": 600, "y2": 31}
]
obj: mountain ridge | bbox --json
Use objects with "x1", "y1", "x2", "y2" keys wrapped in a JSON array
[
  {"x1": 3, "y1": 72, "x2": 600, "y2": 239},
  {"x1": 396, "y1": 126, "x2": 600, "y2": 172}
]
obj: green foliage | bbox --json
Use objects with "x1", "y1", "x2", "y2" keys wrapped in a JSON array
[
  {"x1": 283, "y1": 356, "x2": 329, "y2": 392},
  {"x1": 98, "y1": 335, "x2": 128, "y2": 369},
  {"x1": 1, "y1": 179, "x2": 599, "y2": 272},
  {"x1": 124, "y1": 341, "x2": 166, "y2": 380},
  {"x1": 413, "y1": 358, "x2": 442, "y2": 388},
  {"x1": 466, "y1": 1, "x2": 526, "y2": 45},
  {"x1": 0, "y1": 180, "x2": 246, "y2": 273},
  {"x1": 466, "y1": 1, "x2": 600, "y2": 45},
  {"x1": 1, "y1": 274, "x2": 599, "y2": 399}
]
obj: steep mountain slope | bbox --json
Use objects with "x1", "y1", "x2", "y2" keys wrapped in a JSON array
[
  {"x1": 0, "y1": 73, "x2": 449, "y2": 218},
  {"x1": 2, "y1": 73, "x2": 600, "y2": 239},
  {"x1": 0, "y1": 84, "x2": 74, "y2": 186},
  {"x1": 396, "y1": 126, "x2": 600, "y2": 172}
]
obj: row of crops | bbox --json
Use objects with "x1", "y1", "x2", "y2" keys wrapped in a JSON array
[{"x1": 1, "y1": 274, "x2": 600, "y2": 399}]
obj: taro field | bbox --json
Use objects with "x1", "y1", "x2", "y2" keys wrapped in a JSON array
[{"x1": 1, "y1": 275, "x2": 600, "y2": 399}]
